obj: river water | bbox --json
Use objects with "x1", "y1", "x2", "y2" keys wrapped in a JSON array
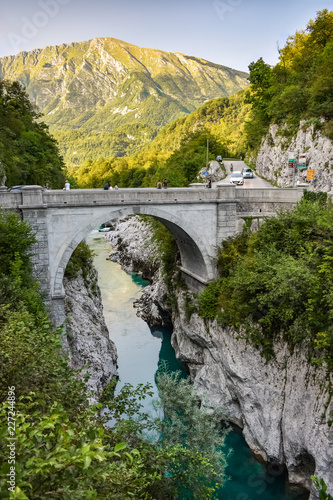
[{"x1": 87, "y1": 232, "x2": 308, "y2": 500}]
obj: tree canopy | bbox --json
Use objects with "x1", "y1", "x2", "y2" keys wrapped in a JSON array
[
  {"x1": 245, "y1": 9, "x2": 333, "y2": 150},
  {"x1": 0, "y1": 80, "x2": 65, "y2": 188}
]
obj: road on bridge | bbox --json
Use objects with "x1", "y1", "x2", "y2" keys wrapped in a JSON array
[{"x1": 213, "y1": 160, "x2": 274, "y2": 188}]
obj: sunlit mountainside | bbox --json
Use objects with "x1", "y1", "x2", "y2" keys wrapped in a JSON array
[{"x1": 0, "y1": 37, "x2": 249, "y2": 166}]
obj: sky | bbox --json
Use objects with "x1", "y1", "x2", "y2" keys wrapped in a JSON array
[{"x1": 0, "y1": 0, "x2": 332, "y2": 72}]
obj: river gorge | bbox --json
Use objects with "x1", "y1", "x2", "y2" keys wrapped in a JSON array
[{"x1": 74, "y1": 227, "x2": 314, "y2": 500}]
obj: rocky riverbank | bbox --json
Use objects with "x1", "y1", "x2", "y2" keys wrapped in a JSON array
[
  {"x1": 103, "y1": 214, "x2": 333, "y2": 499},
  {"x1": 63, "y1": 261, "x2": 118, "y2": 401},
  {"x1": 105, "y1": 217, "x2": 172, "y2": 327}
]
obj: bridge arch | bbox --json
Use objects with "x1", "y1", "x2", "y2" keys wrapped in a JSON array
[{"x1": 52, "y1": 205, "x2": 216, "y2": 298}]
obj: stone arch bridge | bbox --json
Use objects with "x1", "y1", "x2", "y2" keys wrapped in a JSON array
[{"x1": 0, "y1": 185, "x2": 304, "y2": 325}]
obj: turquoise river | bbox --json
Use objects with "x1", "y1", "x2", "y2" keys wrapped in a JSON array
[{"x1": 87, "y1": 232, "x2": 309, "y2": 500}]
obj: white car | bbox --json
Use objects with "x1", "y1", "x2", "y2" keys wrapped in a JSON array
[
  {"x1": 242, "y1": 167, "x2": 254, "y2": 179},
  {"x1": 230, "y1": 171, "x2": 244, "y2": 185}
]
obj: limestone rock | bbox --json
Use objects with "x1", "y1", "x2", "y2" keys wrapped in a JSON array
[
  {"x1": 198, "y1": 160, "x2": 225, "y2": 182},
  {"x1": 172, "y1": 294, "x2": 333, "y2": 499},
  {"x1": 106, "y1": 216, "x2": 159, "y2": 280},
  {"x1": 256, "y1": 123, "x2": 333, "y2": 192},
  {"x1": 63, "y1": 267, "x2": 118, "y2": 402}
]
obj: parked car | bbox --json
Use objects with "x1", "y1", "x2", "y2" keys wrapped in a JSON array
[
  {"x1": 7, "y1": 185, "x2": 23, "y2": 192},
  {"x1": 242, "y1": 168, "x2": 254, "y2": 179},
  {"x1": 230, "y1": 172, "x2": 244, "y2": 185}
]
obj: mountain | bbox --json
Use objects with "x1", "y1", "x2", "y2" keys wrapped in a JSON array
[
  {"x1": 72, "y1": 90, "x2": 251, "y2": 188},
  {"x1": 0, "y1": 37, "x2": 249, "y2": 165}
]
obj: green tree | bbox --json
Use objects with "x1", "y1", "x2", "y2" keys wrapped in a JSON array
[
  {"x1": 0, "y1": 80, "x2": 65, "y2": 188},
  {"x1": 154, "y1": 370, "x2": 229, "y2": 499}
]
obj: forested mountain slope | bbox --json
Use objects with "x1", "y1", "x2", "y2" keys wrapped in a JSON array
[
  {"x1": 71, "y1": 89, "x2": 250, "y2": 188},
  {"x1": 0, "y1": 37, "x2": 249, "y2": 165}
]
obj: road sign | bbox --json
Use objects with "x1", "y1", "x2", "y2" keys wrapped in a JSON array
[
  {"x1": 307, "y1": 169, "x2": 315, "y2": 180},
  {"x1": 204, "y1": 171, "x2": 209, "y2": 176},
  {"x1": 288, "y1": 160, "x2": 295, "y2": 168},
  {"x1": 299, "y1": 153, "x2": 307, "y2": 169}
]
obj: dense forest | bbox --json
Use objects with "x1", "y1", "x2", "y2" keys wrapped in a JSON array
[
  {"x1": 69, "y1": 90, "x2": 249, "y2": 188},
  {"x1": 0, "y1": 80, "x2": 65, "y2": 188}
]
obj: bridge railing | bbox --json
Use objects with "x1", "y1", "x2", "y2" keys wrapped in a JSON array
[
  {"x1": 41, "y1": 187, "x2": 221, "y2": 205},
  {"x1": 238, "y1": 188, "x2": 303, "y2": 203},
  {"x1": 0, "y1": 185, "x2": 305, "y2": 209}
]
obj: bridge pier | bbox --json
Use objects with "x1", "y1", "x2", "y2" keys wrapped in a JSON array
[
  {"x1": 19, "y1": 186, "x2": 65, "y2": 326},
  {"x1": 216, "y1": 185, "x2": 238, "y2": 246}
]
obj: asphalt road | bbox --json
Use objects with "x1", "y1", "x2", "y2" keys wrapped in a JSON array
[{"x1": 213, "y1": 160, "x2": 274, "y2": 188}]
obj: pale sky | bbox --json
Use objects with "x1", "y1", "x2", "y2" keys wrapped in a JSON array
[{"x1": 0, "y1": 0, "x2": 331, "y2": 72}]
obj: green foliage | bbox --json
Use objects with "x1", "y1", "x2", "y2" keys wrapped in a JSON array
[
  {"x1": 198, "y1": 281, "x2": 223, "y2": 319},
  {"x1": 52, "y1": 124, "x2": 158, "y2": 167},
  {"x1": 0, "y1": 207, "x2": 229, "y2": 499},
  {"x1": 303, "y1": 190, "x2": 328, "y2": 204},
  {"x1": 245, "y1": 10, "x2": 333, "y2": 150},
  {"x1": 158, "y1": 131, "x2": 224, "y2": 185},
  {"x1": 153, "y1": 370, "x2": 229, "y2": 499},
  {"x1": 184, "y1": 293, "x2": 198, "y2": 321},
  {"x1": 64, "y1": 241, "x2": 95, "y2": 281},
  {"x1": 0, "y1": 210, "x2": 43, "y2": 320},
  {"x1": 311, "y1": 476, "x2": 333, "y2": 500},
  {"x1": 198, "y1": 197, "x2": 333, "y2": 365},
  {"x1": 0, "y1": 210, "x2": 35, "y2": 276},
  {"x1": 146, "y1": 217, "x2": 185, "y2": 308},
  {"x1": 0, "y1": 80, "x2": 65, "y2": 188}
]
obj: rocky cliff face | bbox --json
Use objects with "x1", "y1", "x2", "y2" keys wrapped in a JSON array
[
  {"x1": 106, "y1": 215, "x2": 333, "y2": 499},
  {"x1": 63, "y1": 264, "x2": 118, "y2": 401},
  {"x1": 256, "y1": 124, "x2": 333, "y2": 192},
  {"x1": 171, "y1": 297, "x2": 333, "y2": 499}
]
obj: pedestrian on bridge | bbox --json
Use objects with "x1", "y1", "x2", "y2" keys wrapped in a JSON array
[
  {"x1": 157, "y1": 180, "x2": 162, "y2": 189},
  {"x1": 163, "y1": 178, "x2": 168, "y2": 189},
  {"x1": 64, "y1": 180, "x2": 70, "y2": 190}
]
